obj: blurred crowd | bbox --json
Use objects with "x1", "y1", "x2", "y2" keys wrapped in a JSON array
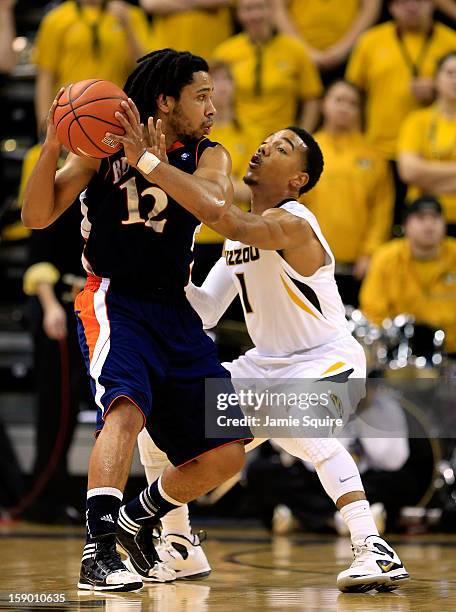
[{"x1": 0, "y1": 0, "x2": 456, "y2": 533}]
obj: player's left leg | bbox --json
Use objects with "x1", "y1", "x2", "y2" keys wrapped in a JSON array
[
  {"x1": 135, "y1": 429, "x2": 211, "y2": 580},
  {"x1": 276, "y1": 437, "x2": 409, "y2": 593}
]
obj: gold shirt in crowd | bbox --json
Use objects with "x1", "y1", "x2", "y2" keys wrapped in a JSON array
[
  {"x1": 214, "y1": 32, "x2": 323, "y2": 144},
  {"x1": 360, "y1": 237, "x2": 456, "y2": 353},
  {"x1": 33, "y1": 1, "x2": 150, "y2": 89},
  {"x1": 398, "y1": 104, "x2": 456, "y2": 223},
  {"x1": 347, "y1": 21, "x2": 456, "y2": 159},
  {"x1": 304, "y1": 131, "x2": 394, "y2": 264},
  {"x1": 288, "y1": 0, "x2": 360, "y2": 50}
]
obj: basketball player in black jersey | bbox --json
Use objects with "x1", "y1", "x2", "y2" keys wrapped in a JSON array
[{"x1": 22, "y1": 49, "x2": 252, "y2": 592}]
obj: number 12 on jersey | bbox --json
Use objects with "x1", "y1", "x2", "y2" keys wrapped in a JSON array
[{"x1": 120, "y1": 176, "x2": 168, "y2": 233}]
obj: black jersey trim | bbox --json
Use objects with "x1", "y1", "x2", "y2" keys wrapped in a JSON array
[{"x1": 282, "y1": 270, "x2": 324, "y2": 316}]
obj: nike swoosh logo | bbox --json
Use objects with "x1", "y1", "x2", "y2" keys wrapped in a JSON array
[{"x1": 339, "y1": 475, "x2": 357, "y2": 483}]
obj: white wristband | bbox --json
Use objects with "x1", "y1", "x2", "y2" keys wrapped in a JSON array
[{"x1": 137, "y1": 150, "x2": 161, "y2": 175}]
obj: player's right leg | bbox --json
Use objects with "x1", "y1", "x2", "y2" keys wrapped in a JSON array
[
  {"x1": 276, "y1": 437, "x2": 409, "y2": 592},
  {"x1": 74, "y1": 278, "x2": 174, "y2": 591},
  {"x1": 78, "y1": 398, "x2": 145, "y2": 592}
]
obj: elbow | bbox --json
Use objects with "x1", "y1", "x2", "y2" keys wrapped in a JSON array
[
  {"x1": 204, "y1": 197, "x2": 230, "y2": 224},
  {"x1": 21, "y1": 208, "x2": 50, "y2": 230}
]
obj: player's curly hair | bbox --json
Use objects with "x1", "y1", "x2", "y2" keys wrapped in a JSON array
[
  {"x1": 123, "y1": 48, "x2": 209, "y2": 123},
  {"x1": 286, "y1": 126, "x2": 324, "y2": 195}
]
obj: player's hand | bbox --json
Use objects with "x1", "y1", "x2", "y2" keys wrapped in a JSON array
[
  {"x1": 43, "y1": 302, "x2": 67, "y2": 340},
  {"x1": 108, "y1": 98, "x2": 149, "y2": 167},
  {"x1": 146, "y1": 118, "x2": 169, "y2": 164},
  {"x1": 45, "y1": 87, "x2": 65, "y2": 149}
]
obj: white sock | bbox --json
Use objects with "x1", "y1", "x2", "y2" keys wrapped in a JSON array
[
  {"x1": 161, "y1": 504, "x2": 192, "y2": 539},
  {"x1": 339, "y1": 500, "x2": 379, "y2": 545}
]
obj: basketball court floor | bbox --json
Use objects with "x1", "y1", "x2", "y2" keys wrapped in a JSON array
[{"x1": 0, "y1": 523, "x2": 455, "y2": 611}]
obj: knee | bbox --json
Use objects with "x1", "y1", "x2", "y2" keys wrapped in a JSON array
[
  {"x1": 200, "y1": 442, "x2": 245, "y2": 479},
  {"x1": 104, "y1": 398, "x2": 144, "y2": 437}
]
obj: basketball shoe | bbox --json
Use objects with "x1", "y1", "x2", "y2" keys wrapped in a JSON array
[
  {"x1": 78, "y1": 534, "x2": 143, "y2": 592},
  {"x1": 156, "y1": 531, "x2": 212, "y2": 580},
  {"x1": 337, "y1": 535, "x2": 410, "y2": 593},
  {"x1": 116, "y1": 519, "x2": 176, "y2": 583}
]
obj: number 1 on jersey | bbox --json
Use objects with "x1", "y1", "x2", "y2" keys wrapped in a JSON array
[{"x1": 235, "y1": 272, "x2": 254, "y2": 314}]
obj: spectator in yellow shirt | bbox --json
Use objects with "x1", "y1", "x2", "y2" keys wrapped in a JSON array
[
  {"x1": 213, "y1": 0, "x2": 323, "y2": 144},
  {"x1": 33, "y1": 0, "x2": 150, "y2": 129},
  {"x1": 360, "y1": 196, "x2": 456, "y2": 355},
  {"x1": 273, "y1": 0, "x2": 382, "y2": 84},
  {"x1": 398, "y1": 51, "x2": 456, "y2": 234},
  {"x1": 305, "y1": 80, "x2": 394, "y2": 306},
  {"x1": 346, "y1": 0, "x2": 456, "y2": 161},
  {"x1": 193, "y1": 60, "x2": 252, "y2": 284},
  {"x1": 140, "y1": 0, "x2": 233, "y2": 59}
]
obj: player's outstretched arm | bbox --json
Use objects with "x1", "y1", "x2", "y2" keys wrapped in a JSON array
[
  {"x1": 22, "y1": 91, "x2": 99, "y2": 229},
  {"x1": 108, "y1": 100, "x2": 233, "y2": 223},
  {"x1": 186, "y1": 256, "x2": 238, "y2": 329},
  {"x1": 210, "y1": 205, "x2": 313, "y2": 251}
]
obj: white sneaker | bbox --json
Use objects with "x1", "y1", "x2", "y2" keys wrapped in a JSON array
[
  {"x1": 156, "y1": 532, "x2": 211, "y2": 580},
  {"x1": 337, "y1": 535, "x2": 410, "y2": 593}
]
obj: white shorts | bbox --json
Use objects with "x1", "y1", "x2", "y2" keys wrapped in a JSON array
[{"x1": 222, "y1": 335, "x2": 366, "y2": 439}]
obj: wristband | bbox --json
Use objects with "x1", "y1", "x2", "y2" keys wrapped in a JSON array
[{"x1": 137, "y1": 150, "x2": 161, "y2": 175}]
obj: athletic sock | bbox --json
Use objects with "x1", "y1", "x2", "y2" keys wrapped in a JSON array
[
  {"x1": 119, "y1": 476, "x2": 184, "y2": 534},
  {"x1": 86, "y1": 487, "x2": 123, "y2": 542},
  {"x1": 339, "y1": 500, "x2": 379, "y2": 545},
  {"x1": 161, "y1": 504, "x2": 192, "y2": 539}
]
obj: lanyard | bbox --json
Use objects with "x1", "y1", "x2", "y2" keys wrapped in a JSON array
[
  {"x1": 254, "y1": 44, "x2": 263, "y2": 97},
  {"x1": 395, "y1": 26, "x2": 434, "y2": 77},
  {"x1": 250, "y1": 30, "x2": 278, "y2": 97},
  {"x1": 74, "y1": 0, "x2": 108, "y2": 57},
  {"x1": 428, "y1": 107, "x2": 456, "y2": 159}
]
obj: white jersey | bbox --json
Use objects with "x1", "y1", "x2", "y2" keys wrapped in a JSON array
[{"x1": 223, "y1": 200, "x2": 350, "y2": 357}]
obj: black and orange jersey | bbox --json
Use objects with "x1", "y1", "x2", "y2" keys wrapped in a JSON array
[{"x1": 80, "y1": 137, "x2": 217, "y2": 297}]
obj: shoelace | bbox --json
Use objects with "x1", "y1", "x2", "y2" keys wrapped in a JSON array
[
  {"x1": 97, "y1": 543, "x2": 125, "y2": 573},
  {"x1": 350, "y1": 543, "x2": 382, "y2": 568}
]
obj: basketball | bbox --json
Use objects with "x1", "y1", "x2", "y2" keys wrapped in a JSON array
[{"x1": 53, "y1": 79, "x2": 128, "y2": 159}]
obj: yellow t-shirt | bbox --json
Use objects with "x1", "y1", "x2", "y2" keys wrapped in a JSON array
[
  {"x1": 196, "y1": 121, "x2": 252, "y2": 244},
  {"x1": 33, "y1": 1, "x2": 150, "y2": 90},
  {"x1": 214, "y1": 32, "x2": 323, "y2": 144},
  {"x1": 304, "y1": 130, "x2": 394, "y2": 263},
  {"x1": 346, "y1": 21, "x2": 456, "y2": 159},
  {"x1": 289, "y1": 0, "x2": 360, "y2": 50},
  {"x1": 360, "y1": 237, "x2": 456, "y2": 352},
  {"x1": 398, "y1": 105, "x2": 456, "y2": 222},
  {"x1": 150, "y1": 7, "x2": 233, "y2": 59}
]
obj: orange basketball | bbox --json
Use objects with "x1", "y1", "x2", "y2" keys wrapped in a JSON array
[{"x1": 53, "y1": 79, "x2": 128, "y2": 159}]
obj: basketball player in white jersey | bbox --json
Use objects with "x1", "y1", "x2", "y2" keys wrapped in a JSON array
[{"x1": 119, "y1": 125, "x2": 409, "y2": 592}]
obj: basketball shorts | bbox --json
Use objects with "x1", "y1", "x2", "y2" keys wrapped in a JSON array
[
  {"x1": 75, "y1": 276, "x2": 252, "y2": 466},
  {"x1": 222, "y1": 335, "x2": 366, "y2": 440}
]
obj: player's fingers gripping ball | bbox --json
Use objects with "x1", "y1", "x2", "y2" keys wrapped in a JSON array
[{"x1": 53, "y1": 79, "x2": 128, "y2": 158}]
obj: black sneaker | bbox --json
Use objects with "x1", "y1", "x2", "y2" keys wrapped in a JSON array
[
  {"x1": 78, "y1": 534, "x2": 143, "y2": 592},
  {"x1": 117, "y1": 507, "x2": 176, "y2": 582}
]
